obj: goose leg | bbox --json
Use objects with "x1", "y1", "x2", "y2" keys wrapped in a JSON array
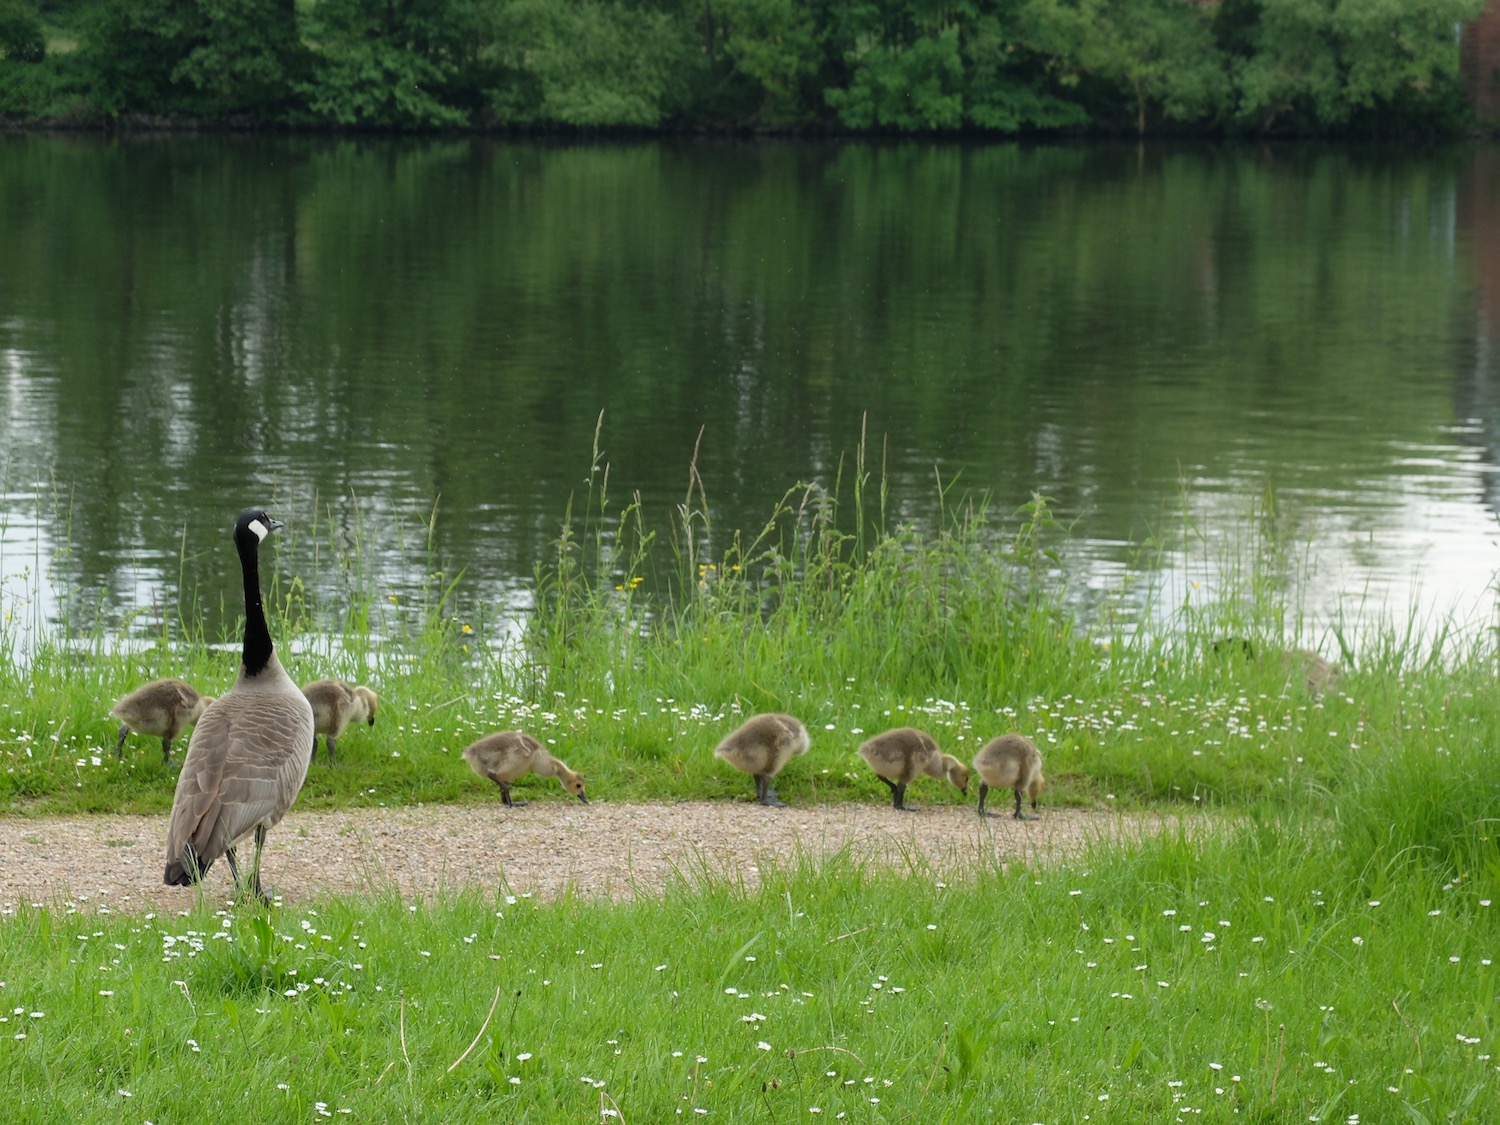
[
  {"x1": 161, "y1": 737, "x2": 173, "y2": 764},
  {"x1": 325, "y1": 734, "x2": 337, "y2": 767},
  {"x1": 498, "y1": 780, "x2": 526, "y2": 808},
  {"x1": 115, "y1": 724, "x2": 130, "y2": 759},
  {"x1": 877, "y1": 776, "x2": 898, "y2": 806},
  {"x1": 892, "y1": 781, "x2": 918, "y2": 813}
]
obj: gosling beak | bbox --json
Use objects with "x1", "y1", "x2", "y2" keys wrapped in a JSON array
[
  {"x1": 577, "y1": 793, "x2": 590, "y2": 804},
  {"x1": 367, "y1": 716, "x2": 376, "y2": 726}
]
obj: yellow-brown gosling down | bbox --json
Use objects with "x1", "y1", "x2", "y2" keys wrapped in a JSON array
[
  {"x1": 712, "y1": 712, "x2": 810, "y2": 807},
  {"x1": 164, "y1": 509, "x2": 315, "y2": 903},
  {"x1": 461, "y1": 730, "x2": 588, "y2": 807},
  {"x1": 856, "y1": 726, "x2": 968, "y2": 811},
  {"x1": 110, "y1": 678, "x2": 214, "y2": 763},
  {"x1": 301, "y1": 679, "x2": 379, "y2": 765},
  {"x1": 972, "y1": 733, "x2": 1045, "y2": 820}
]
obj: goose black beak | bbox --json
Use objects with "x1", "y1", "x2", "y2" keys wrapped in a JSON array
[
  {"x1": 577, "y1": 793, "x2": 590, "y2": 804},
  {"x1": 264, "y1": 515, "x2": 285, "y2": 533}
]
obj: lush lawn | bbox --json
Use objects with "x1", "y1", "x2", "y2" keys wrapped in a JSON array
[
  {"x1": 2, "y1": 810, "x2": 1496, "y2": 1122},
  {"x1": 2, "y1": 481, "x2": 1499, "y2": 1121}
]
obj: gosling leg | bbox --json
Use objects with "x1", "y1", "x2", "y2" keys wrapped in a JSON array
[
  {"x1": 115, "y1": 724, "x2": 130, "y2": 759},
  {"x1": 325, "y1": 734, "x2": 337, "y2": 767},
  {"x1": 1013, "y1": 787, "x2": 1035, "y2": 821},
  {"x1": 755, "y1": 774, "x2": 787, "y2": 808},
  {"x1": 977, "y1": 781, "x2": 998, "y2": 818},
  {"x1": 497, "y1": 780, "x2": 526, "y2": 808},
  {"x1": 892, "y1": 781, "x2": 918, "y2": 813}
]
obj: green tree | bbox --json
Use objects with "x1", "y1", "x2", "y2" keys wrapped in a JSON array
[
  {"x1": 77, "y1": 0, "x2": 302, "y2": 117},
  {"x1": 1076, "y1": 0, "x2": 1228, "y2": 134},
  {"x1": 1229, "y1": 0, "x2": 1483, "y2": 132},
  {"x1": 714, "y1": 0, "x2": 822, "y2": 123},
  {"x1": 299, "y1": 0, "x2": 498, "y2": 127},
  {"x1": 491, "y1": 0, "x2": 700, "y2": 127},
  {"x1": 0, "y1": 0, "x2": 45, "y2": 62}
]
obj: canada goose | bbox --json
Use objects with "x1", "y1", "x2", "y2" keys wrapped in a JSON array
[
  {"x1": 712, "y1": 712, "x2": 810, "y2": 807},
  {"x1": 856, "y1": 726, "x2": 968, "y2": 811},
  {"x1": 109, "y1": 678, "x2": 215, "y2": 763},
  {"x1": 301, "y1": 679, "x2": 379, "y2": 765},
  {"x1": 163, "y1": 509, "x2": 315, "y2": 903},
  {"x1": 972, "y1": 733, "x2": 1045, "y2": 820},
  {"x1": 461, "y1": 730, "x2": 588, "y2": 807},
  {"x1": 1212, "y1": 638, "x2": 1341, "y2": 695}
]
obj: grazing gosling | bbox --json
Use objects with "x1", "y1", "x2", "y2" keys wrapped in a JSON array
[
  {"x1": 713, "y1": 712, "x2": 810, "y2": 807},
  {"x1": 856, "y1": 726, "x2": 968, "y2": 812},
  {"x1": 110, "y1": 678, "x2": 215, "y2": 763},
  {"x1": 462, "y1": 731, "x2": 588, "y2": 807},
  {"x1": 301, "y1": 679, "x2": 379, "y2": 765},
  {"x1": 972, "y1": 733, "x2": 1045, "y2": 820}
]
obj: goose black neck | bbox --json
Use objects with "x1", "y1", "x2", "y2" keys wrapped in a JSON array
[{"x1": 237, "y1": 529, "x2": 274, "y2": 677}]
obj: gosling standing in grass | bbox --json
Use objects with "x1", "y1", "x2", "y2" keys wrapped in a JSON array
[
  {"x1": 164, "y1": 509, "x2": 316, "y2": 902},
  {"x1": 301, "y1": 679, "x2": 379, "y2": 765},
  {"x1": 713, "y1": 712, "x2": 810, "y2": 807},
  {"x1": 972, "y1": 733, "x2": 1045, "y2": 820},
  {"x1": 110, "y1": 678, "x2": 215, "y2": 763},
  {"x1": 856, "y1": 726, "x2": 968, "y2": 811},
  {"x1": 461, "y1": 731, "x2": 589, "y2": 807}
]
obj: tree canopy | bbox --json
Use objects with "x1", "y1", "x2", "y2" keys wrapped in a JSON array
[{"x1": 0, "y1": 0, "x2": 1487, "y2": 134}]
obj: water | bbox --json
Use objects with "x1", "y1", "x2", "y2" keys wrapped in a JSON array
[{"x1": 3, "y1": 136, "x2": 1499, "y2": 650}]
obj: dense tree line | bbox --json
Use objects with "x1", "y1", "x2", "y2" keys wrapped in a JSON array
[{"x1": 0, "y1": 0, "x2": 1487, "y2": 134}]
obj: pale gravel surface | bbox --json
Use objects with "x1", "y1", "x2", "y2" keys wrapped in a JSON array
[{"x1": 0, "y1": 801, "x2": 1178, "y2": 914}]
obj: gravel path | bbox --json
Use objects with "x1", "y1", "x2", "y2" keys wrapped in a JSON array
[{"x1": 0, "y1": 801, "x2": 1170, "y2": 914}]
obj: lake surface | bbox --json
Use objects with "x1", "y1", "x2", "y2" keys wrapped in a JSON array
[{"x1": 3, "y1": 135, "x2": 1500, "y2": 653}]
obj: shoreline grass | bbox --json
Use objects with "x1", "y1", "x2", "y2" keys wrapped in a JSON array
[{"x1": 4, "y1": 430, "x2": 1468, "y2": 819}]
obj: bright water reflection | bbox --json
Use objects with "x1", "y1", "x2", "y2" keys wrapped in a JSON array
[{"x1": 2, "y1": 137, "x2": 1500, "y2": 652}]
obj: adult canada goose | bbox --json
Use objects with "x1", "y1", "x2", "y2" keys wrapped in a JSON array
[
  {"x1": 110, "y1": 678, "x2": 215, "y2": 763},
  {"x1": 1211, "y1": 638, "x2": 1341, "y2": 695},
  {"x1": 972, "y1": 733, "x2": 1045, "y2": 820},
  {"x1": 301, "y1": 679, "x2": 379, "y2": 765},
  {"x1": 461, "y1": 730, "x2": 588, "y2": 807},
  {"x1": 856, "y1": 726, "x2": 968, "y2": 811},
  {"x1": 712, "y1": 712, "x2": 810, "y2": 807},
  {"x1": 163, "y1": 509, "x2": 315, "y2": 902}
]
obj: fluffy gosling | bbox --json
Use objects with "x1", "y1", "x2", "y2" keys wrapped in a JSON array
[
  {"x1": 713, "y1": 712, "x2": 810, "y2": 807},
  {"x1": 972, "y1": 733, "x2": 1045, "y2": 820},
  {"x1": 110, "y1": 678, "x2": 215, "y2": 763},
  {"x1": 856, "y1": 726, "x2": 968, "y2": 811},
  {"x1": 301, "y1": 679, "x2": 379, "y2": 765},
  {"x1": 461, "y1": 730, "x2": 588, "y2": 807}
]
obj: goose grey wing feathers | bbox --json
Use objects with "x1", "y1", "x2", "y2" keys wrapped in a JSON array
[{"x1": 165, "y1": 689, "x2": 315, "y2": 877}]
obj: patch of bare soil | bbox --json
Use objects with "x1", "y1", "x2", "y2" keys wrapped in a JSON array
[{"x1": 0, "y1": 801, "x2": 1178, "y2": 914}]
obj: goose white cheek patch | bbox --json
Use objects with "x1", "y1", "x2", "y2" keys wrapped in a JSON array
[{"x1": 248, "y1": 518, "x2": 270, "y2": 541}]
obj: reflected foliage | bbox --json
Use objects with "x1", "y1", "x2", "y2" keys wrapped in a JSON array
[{"x1": 0, "y1": 137, "x2": 1492, "y2": 639}]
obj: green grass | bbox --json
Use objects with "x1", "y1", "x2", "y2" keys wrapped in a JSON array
[{"x1": 1, "y1": 803, "x2": 1496, "y2": 1122}]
